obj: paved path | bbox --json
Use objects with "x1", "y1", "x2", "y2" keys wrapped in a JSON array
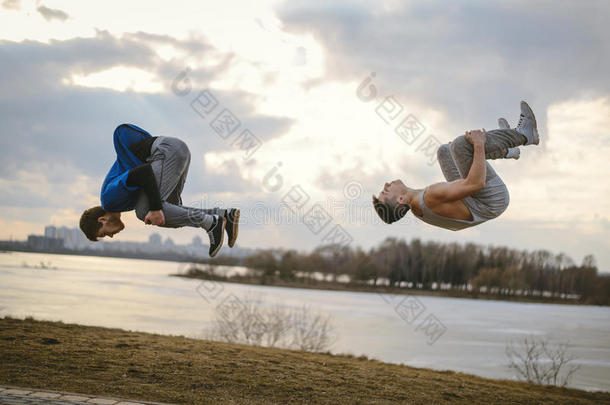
[{"x1": 0, "y1": 386, "x2": 174, "y2": 405}]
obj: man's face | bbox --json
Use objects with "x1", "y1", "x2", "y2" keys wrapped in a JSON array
[
  {"x1": 378, "y1": 179, "x2": 406, "y2": 204},
  {"x1": 97, "y1": 214, "x2": 125, "y2": 239}
]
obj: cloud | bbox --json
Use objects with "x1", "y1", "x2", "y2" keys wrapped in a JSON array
[
  {"x1": 0, "y1": 30, "x2": 291, "y2": 178},
  {"x1": 36, "y1": 5, "x2": 69, "y2": 21},
  {"x1": 0, "y1": 30, "x2": 293, "y2": 240},
  {"x1": 275, "y1": 0, "x2": 610, "y2": 134},
  {"x1": 499, "y1": 97, "x2": 610, "y2": 222},
  {"x1": 1, "y1": 0, "x2": 19, "y2": 10}
]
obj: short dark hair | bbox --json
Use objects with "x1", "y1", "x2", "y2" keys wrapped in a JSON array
[
  {"x1": 79, "y1": 206, "x2": 106, "y2": 242},
  {"x1": 372, "y1": 195, "x2": 410, "y2": 224}
]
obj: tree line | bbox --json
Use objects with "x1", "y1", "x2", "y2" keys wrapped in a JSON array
[{"x1": 236, "y1": 238, "x2": 609, "y2": 305}]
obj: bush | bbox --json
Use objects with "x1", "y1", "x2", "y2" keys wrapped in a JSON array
[
  {"x1": 204, "y1": 291, "x2": 337, "y2": 352},
  {"x1": 505, "y1": 336, "x2": 580, "y2": 387}
]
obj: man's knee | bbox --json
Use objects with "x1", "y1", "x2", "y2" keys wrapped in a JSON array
[
  {"x1": 450, "y1": 135, "x2": 471, "y2": 155},
  {"x1": 503, "y1": 187, "x2": 510, "y2": 210},
  {"x1": 181, "y1": 146, "x2": 191, "y2": 163},
  {"x1": 167, "y1": 137, "x2": 190, "y2": 159},
  {"x1": 493, "y1": 186, "x2": 510, "y2": 217},
  {"x1": 437, "y1": 143, "x2": 451, "y2": 161},
  {"x1": 172, "y1": 144, "x2": 190, "y2": 169},
  {"x1": 182, "y1": 144, "x2": 191, "y2": 164}
]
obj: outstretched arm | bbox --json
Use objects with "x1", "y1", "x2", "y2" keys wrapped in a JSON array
[{"x1": 427, "y1": 129, "x2": 487, "y2": 203}]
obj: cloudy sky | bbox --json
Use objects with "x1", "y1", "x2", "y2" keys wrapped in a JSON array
[{"x1": 1, "y1": 0, "x2": 609, "y2": 270}]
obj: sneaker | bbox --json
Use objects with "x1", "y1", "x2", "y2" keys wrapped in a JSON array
[
  {"x1": 224, "y1": 208, "x2": 240, "y2": 248},
  {"x1": 505, "y1": 147, "x2": 520, "y2": 159},
  {"x1": 498, "y1": 117, "x2": 510, "y2": 129},
  {"x1": 497, "y1": 118, "x2": 520, "y2": 159},
  {"x1": 515, "y1": 100, "x2": 539, "y2": 146},
  {"x1": 207, "y1": 215, "x2": 226, "y2": 258}
]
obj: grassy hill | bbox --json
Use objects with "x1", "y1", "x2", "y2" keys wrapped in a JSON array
[{"x1": 1, "y1": 317, "x2": 608, "y2": 404}]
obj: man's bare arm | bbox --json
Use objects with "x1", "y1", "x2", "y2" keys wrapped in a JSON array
[
  {"x1": 466, "y1": 130, "x2": 487, "y2": 188},
  {"x1": 427, "y1": 129, "x2": 487, "y2": 203}
]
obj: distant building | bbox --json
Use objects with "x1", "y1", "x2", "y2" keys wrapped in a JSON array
[
  {"x1": 56, "y1": 226, "x2": 88, "y2": 249},
  {"x1": 149, "y1": 233, "x2": 162, "y2": 245},
  {"x1": 44, "y1": 225, "x2": 57, "y2": 238},
  {"x1": 27, "y1": 235, "x2": 64, "y2": 250},
  {"x1": 23, "y1": 223, "x2": 258, "y2": 259},
  {"x1": 191, "y1": 235, "x2": 203, "y2": 246}
]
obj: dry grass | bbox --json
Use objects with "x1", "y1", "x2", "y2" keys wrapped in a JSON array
[{"x1": 0, "y1": 317, "x2": 608, "y2": 405}]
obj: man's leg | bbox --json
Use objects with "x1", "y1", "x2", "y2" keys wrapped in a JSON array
[
  {"x1": 135, "y1": 137, "x2": 215, "y2": 230},
  {"x1": 437, "y1": 143, "x2": 462, "y2": 182},
  {"x1": 487, "y1": 117, "x2": 520, "y2": 160},
  {"x1": 438, "y1": 142, "x2": 504, "y2": 183},
  {"x1": 487, "y1": 147, "x2": 510, "y2": 160},
  {"x1": 449, "y1": 128, "x2": 526, "y2": 183},
  {"x1": 448, "y1": 129, "x2": 519, "y2": 217},
  {"x1": 167, "y1": 147, "x2": 189, "y2": 206},
  {"x1": 160, "y1": 144, "x2": 228, "y2": 217}
]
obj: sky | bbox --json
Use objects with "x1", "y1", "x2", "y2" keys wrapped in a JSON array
[{"x1": 1, "y1": 0, "x2": 609, "y2": 271}]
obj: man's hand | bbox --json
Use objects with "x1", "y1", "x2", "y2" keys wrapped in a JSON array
[
  {"x1": 466, "y1": 129, "x2": 486, "y2": 146},
  {"x1": 144, "y1": 210, "x2": 165, "y2": 226}
]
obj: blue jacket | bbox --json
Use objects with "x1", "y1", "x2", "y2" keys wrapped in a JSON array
[{"x1": 100, "y1": 124, "x2": 152, "y2": 212}]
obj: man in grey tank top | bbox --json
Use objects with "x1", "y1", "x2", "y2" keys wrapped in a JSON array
[{"x1": 372, "y1": 101, "x2": 539, "y2": 231}]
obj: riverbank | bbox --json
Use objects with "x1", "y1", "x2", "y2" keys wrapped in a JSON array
[
  {"x1": 1, "y1": 317, "x2": 608, "y2": 404},
  {"x1": 173, "y1": 268, "x2": 591, "y2": 306}
]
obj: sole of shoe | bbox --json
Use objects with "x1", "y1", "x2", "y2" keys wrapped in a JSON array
[
  {"x1": 209, "y1": 217, "x2": 226, "y2": 258},
  {"x1": 506, "y1": 148, "x2": 520, "y2": 159},
  {"x1": 228, "y1": 209, "x2": 240, "y2": 248},
  {"x1": 521, "y1": 101, "x2": 539, "y2": 145}
]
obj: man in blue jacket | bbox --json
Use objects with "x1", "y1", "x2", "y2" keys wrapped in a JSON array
[{"x1": 79, "y1": 124, "x2": 239, "y2": 257}]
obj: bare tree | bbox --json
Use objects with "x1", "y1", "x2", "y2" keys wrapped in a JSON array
[
  {"x1": 205, "y1": 291, "x2": 336, "y2": 352},
  {"x1": 261, "y1": 304, "x2": 293, "y2": 348},
  {"x1": 505, "y1": 336, "x2": 580, "y2": 387},
  {"x1": 289, "y1": 305, "x2": 337, "y2": 352},
  {"x1": 205, "y1": 291, "x2": 267, "y2": 346}
]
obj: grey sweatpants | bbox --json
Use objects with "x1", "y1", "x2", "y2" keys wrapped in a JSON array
[
  {"x1": 134, "y1": 136, "x2": 221, "y2": 230},
  {"x1": 437, "y1": 129, "x2": 527, "y2": 220}
]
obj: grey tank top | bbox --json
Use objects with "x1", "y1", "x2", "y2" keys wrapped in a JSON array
[{"x1": 413, "y1": 187, "x2": 486, "y2": 231}]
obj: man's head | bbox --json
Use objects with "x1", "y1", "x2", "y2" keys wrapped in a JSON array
[
  {"x1": 79, "y1": 206, "x2": 125, "y2": 241},
  {"x1": 372, "y1": 179, "x2": 411, "y2": 224}
]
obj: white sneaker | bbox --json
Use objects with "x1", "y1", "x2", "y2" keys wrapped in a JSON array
[
  {"x1": 497, "y1": 118, "x2": 520, "y2": 159},
  {"x1": 515, "y1": 100, "x2": 539, "y2": 145}
]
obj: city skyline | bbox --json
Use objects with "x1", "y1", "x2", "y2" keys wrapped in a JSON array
[{"x1": 16, "y1": 222, "x2": 254, "y2": 259}]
